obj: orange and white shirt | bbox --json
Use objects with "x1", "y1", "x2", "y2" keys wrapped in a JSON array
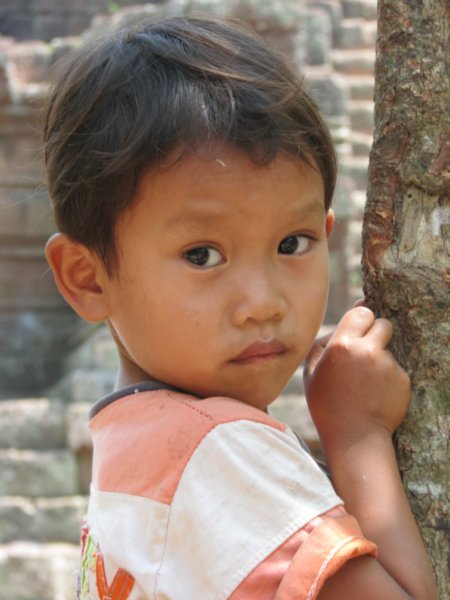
[{"x1": 78, "y1": 382, "x2": 376, "y2": 599}]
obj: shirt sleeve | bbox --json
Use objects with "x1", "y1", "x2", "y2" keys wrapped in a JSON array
[
  {"x1": 155, "y1": 419, "x2": 374, "y2": 599},
  {"x1": 229, "y1": 505, "x2": 377, "y2": 600}
]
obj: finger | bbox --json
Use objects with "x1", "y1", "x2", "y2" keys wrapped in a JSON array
[
  {"x1": 303, "y1": 330, "x2": 335, "y2": 378},
  {"x1": 331, "y1": 306, "x2": 375, "y2": 343},
  {"x1": 303, "y1": 339, "x2": 326, "y2": 378},
  {"x1": 364, "y1": 317, "x2": 393, "y2": 348},
  {"x1": 352, "y1": 298, "x2": 366, "y2": 308},
  {"x1": 315, "y1": 331, "x2": 334, "y2": 348}
]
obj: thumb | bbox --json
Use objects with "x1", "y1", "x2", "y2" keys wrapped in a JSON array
[
  {"x1": 330, "y1": 306, "x2": 375, "y2": 343},
  {"x1": 303, "y1": 332, "x2": 333, "y2": 380}
]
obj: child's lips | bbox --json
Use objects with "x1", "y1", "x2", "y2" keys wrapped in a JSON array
[{"x1": 231, "y1": 340, "x2": 288, "y2": 364}]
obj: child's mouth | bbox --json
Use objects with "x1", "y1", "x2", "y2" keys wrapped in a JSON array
[{"x1": 231, "y1": 340, "x2": 287, "y2": 364}]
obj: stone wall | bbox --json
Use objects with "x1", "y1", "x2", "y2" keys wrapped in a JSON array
[
  {"x1": 0, "y1": 0, "x2": 166, "y2": 42},
  {"x1": 0, "y1": 0, "x2": 376, "y2": 398}
]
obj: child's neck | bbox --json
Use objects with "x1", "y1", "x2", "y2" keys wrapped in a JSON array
[{"x1": 115, "y1": 353, "x2": 152, "y2": 391}]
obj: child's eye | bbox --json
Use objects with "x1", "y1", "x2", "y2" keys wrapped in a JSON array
[
  {"x1": 184, "y1": 246, "x2": 223, "y2": 267},
  {"x1": 278, "y1": 235, "x2": 311, "y2": 256}
]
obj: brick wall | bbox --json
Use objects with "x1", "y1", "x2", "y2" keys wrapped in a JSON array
[{"x1": 0, "y1": 0, "x2": 164, "y2": 41}]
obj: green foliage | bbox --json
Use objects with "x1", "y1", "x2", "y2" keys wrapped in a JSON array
[{"x1": 107, "y1": 3, "x2": 121, "y2": 14}]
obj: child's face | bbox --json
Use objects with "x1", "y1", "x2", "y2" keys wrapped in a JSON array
[{"x1": 105, "y1": 147, "x2": 334, "y2": 409}]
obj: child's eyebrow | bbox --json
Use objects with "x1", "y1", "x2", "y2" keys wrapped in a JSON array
[
  {"x1": 165, "y1": 208, "x2": 230, "y2": 231},
  {"x1": 165, "y1": 197, "x2": 326, "y2": 230},
  {"x1": 280, "y1": 197, "x2": 327, "y2": 218}
]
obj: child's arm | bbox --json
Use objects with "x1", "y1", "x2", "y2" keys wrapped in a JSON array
[{"x1": 304, "y1": 307, "x2": 437, "y2": 600}]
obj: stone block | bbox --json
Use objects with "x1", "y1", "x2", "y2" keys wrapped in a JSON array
[
  {"x1": 332, "y1": 49, "x2": 375, "y2": 75},
  {"x1": 348, "y1": 217, "x2": 364, "y2": 254},
  {"x1": 0, "y1": 249, "x2": 61, "y2": 309},
  {"x1": 48, "y1": 0, "x2": 108, "y2": 11},
  {"x1": 335, "y1": 19, "x2": 377, "y2": 49},
  {"x1": 305, "y1": 8, "x2": 332, "y2": 66},
  {"x1": 342, "y1": 0, "x2": 377, "y2": 20},
  {"x1": 332, "y1": 171, "x2": 356, "y2": 219},
  {"x1": 65, "y1": 15, "x2": 96, "y2": 38},
  {"x1": 346, "y1": 74, "x2": 374, "y2": 101},
  {"x1": 0, "y1": 104, "x2": 36, "y2": 135},
  {"x1": 49, "y1": 368, "x2": 116, "y2": 404},
  {"x1": 24, "y1": 187, "x2": 55, "y2": 237},
  {"x1": 307, "y1": 1, "x2": 343, "y2": 35},
  {"x1": 350, "y1": 157, "x2": 370, "y2": 190},
  {"x1": 0, "y1": 191, "x2": 26, "y2": 236},
  {"x1": 0, "y1": 58, "x2": 11, "y2": 105},
  {"x1": 270, "y1": 394, "x2": 321, "y2": 456},
  {"x1": 65, "y1": 325, "x2": 119, "y2": 373},
  {"x1": 67, "y1": 403, "x2": 92, "y2": 452},
  {"x1": 0, "y1": 542, "x2": 79, "y2": 600},
  {"x1": 348, "y1": 99, "x2": 374, "y2": 134},
  {"x1": 351, "y1": 131, "x2": 373, "y2": 156},
  {"x1": 228, "y1": 0, "x2": 306, "y2": 29},
  {"x1": 31, "y1": 15, "x2": 84, "y2": 42},
  {"x1": 0, "y1": 0, "x2": 29, "y2": 19},
  {"x1": 75, "y1": 446, "x2": 93, "y2": 495},
  {"x1": 32, "y1": 0, "x2": 73, "y2": 11},
  {"x1": 67, "y1": 402, "x2": 94, "y2": 493},
  {"x1": 7, "y1": 41, "x2": 53, "y2": 86},
  {"x1": 0, "y1": 449, "x2": 78, "y2": 497},
  {"x1": 305, "y1": 70, "x2": 349, "y2": 117},
  {"x1": 0, "y1": 399, "x2": 65, "y2": 450},
  {"x1": 328, "y1": 214, "x2": 352, "y2": 320},
  {"x1": 0, "y1": 131, "x2": 44, "y2": 182},
  {"x1": 0, "y1": 80, "x2": 10, "y2": 106},
  {"x1": 0, "y1": 16, "x2": 34, "y2": 42},
  {"x1": 47, "y1": 37, "x2": 79, "y2": 66},
  {"x1": 0, "y1": 308, "x2": 88, "y2": 398},
  {"x1": 351, "y1": 189, "x2": 367, "y2": 217},
  {"x1": 0, "y1": 496, "x2": 87, "y2": 543},
  {"x1": 325, "y1": 115, "x2": 352, "y2": 155},
  {"x1": 261, "y1": 29, "x2": 301, "y2": 66},
  {"x1": 340, "y1": 155, "x2": 370, "y2": 190}
]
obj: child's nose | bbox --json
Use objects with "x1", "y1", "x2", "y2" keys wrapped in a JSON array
[{"x1": 230, "y1": 268, "x2": 288, "y2": 327}]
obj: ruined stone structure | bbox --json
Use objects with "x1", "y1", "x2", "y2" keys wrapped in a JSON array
[
  {"x1": 0, "y1": 0, "x2": 167, "y2": 42},
  {"x1": 0, "y1": 1, "x2": 377, "y2": 596}
]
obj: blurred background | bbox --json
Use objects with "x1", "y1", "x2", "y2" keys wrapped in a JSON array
[{"x1": 0, "y1": 0, "x2": 377, "y2": 596}]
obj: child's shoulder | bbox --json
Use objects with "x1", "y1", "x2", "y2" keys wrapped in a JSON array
[
  {"x1": 88, "y1": 383, "x2": 333, "y2": 506},
  {"x1": 173, "y1": 389, "x2": 286, "y2": 432},
  {"x1": 89, "y1": 382, "x2": 286, "y2": 436}
]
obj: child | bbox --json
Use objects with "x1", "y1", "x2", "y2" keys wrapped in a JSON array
[{"x1": 43, "y1": 16, "x2": 436, "y2": 600}]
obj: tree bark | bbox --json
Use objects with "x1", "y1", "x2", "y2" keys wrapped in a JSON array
[{"x1": 362, "y1": 1, "x2": 449, "y2": 597}]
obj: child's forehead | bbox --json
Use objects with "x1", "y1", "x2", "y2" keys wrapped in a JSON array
[
  {"x1": 138, "y1": 143, "x2": 322, "y2": 197},
  {"x1": 117, "y1": 145, "x2": 326, "y2": 237}
]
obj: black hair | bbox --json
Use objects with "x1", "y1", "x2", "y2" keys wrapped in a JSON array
[{"x1": 43, "y1": 16, "x2": 336, "y2": 273}]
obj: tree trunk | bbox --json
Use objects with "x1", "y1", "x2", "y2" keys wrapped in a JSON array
[{"x1": 362, "y1": 1, "x2": 449, "y2": 597}]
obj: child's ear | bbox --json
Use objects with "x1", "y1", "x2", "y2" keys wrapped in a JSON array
[
  {"x1": 45, "y1": 233, "x2": 110, "y2": 322},
  {"x1": 325, "y1": 209, "x2": 335, "y2": 238}
]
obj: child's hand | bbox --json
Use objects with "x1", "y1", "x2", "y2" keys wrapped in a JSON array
[
  {"x1": 304, "y1": 308, "x2": 437, "y2": 600},
  {"x1": 303, "y1": 307, "x2": 411, "y2": 451}
]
